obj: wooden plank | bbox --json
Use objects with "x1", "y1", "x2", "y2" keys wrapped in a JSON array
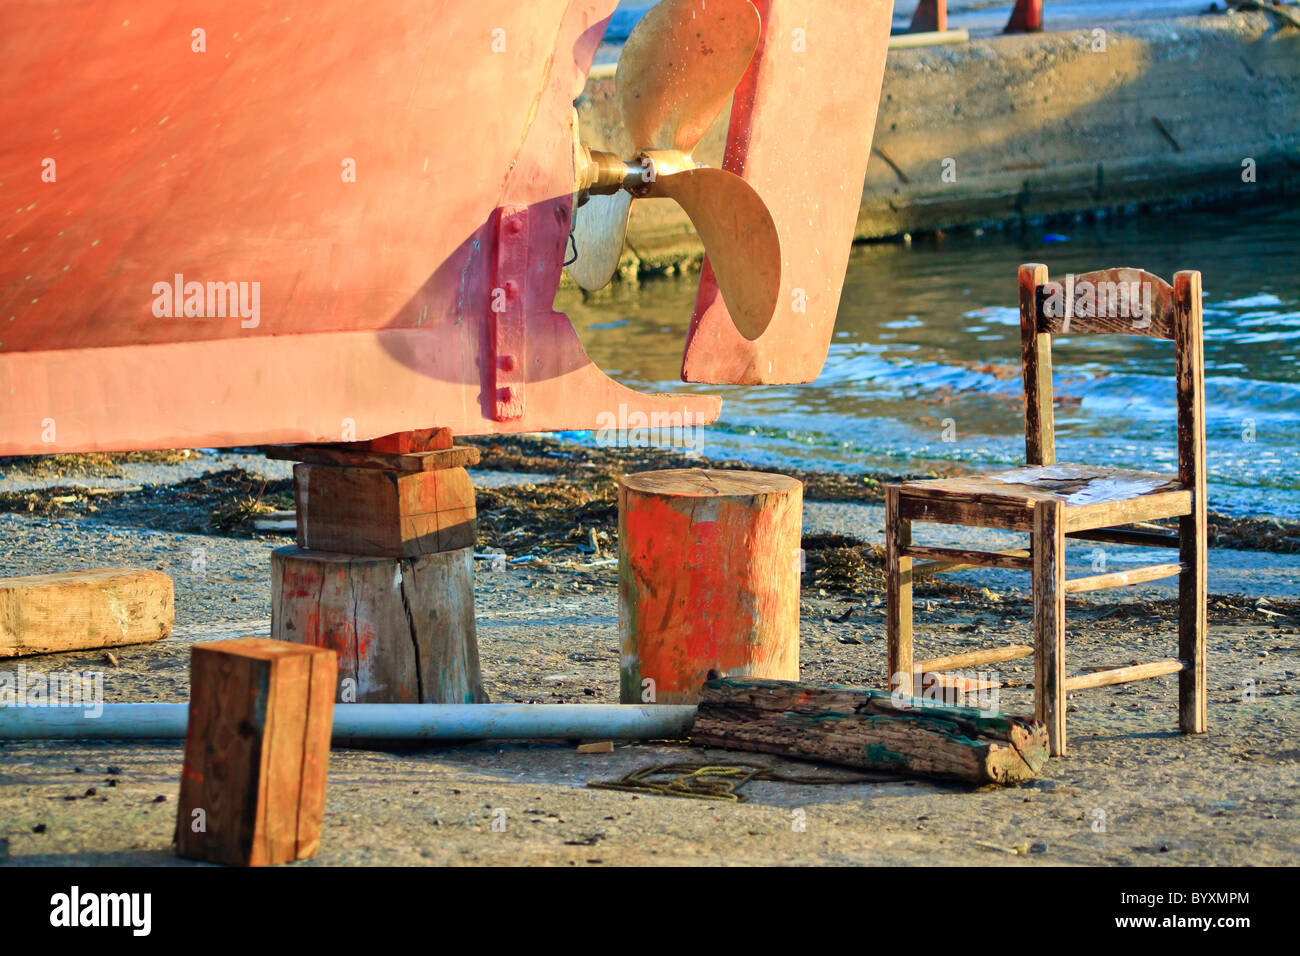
[
  {"x1": 1064, "y1": 489, "x2": 1191, "y2": 532},
  {"x1": 1034, "y1": 268, "x2": 1175, "y2": 340},
  {"x1": 916, "y1": 671, "x2": 1001, "y2": 694},
  {"x1": 1066, "y1": 527, "x2": 1179, "y2": 548},
  {"x1": 1063, "y1": 659, "x2": 1185, "y2": 692},
  {"x1": 900, "y1": 493, "x2": 1032, "y2": 531},
  {"x1": 885, "y1": 486, "x2": 913, "y2": 694},
  {"x1": 1019, "y1": 263, "x2": 1054, "y2": 465},
  {"x1": 294, "y1": 463, "x2": 476, "y2": 558},
  {"x1": 1033, "y1": 500, "x2": 1067, "y2": 756},
  {"x1": 271, "y1": 547, "x2": 486, "y2": 705},
  {"x1": 619, "y1": 469, "x2": 801, "y2": 704},
  {"x1": 906, "y1": 545, "x2": 1032, "y2": 572},
  {"x1": 913, "y1": 547, "x2": 1030, "y2": 576},
  {"x1": 265, "y1": 443, "x2": 480, "y2": 473},
  {"x1": 915, "y1": 644, "x2": 1034, "y2": 673},
  {"x1": 691, "y1": 678, "x2": 1050, "y2": 786},
  {"x1": 1063, "y1": 562, "x2": 1183, "y2": 594},
  {"x1": 0, "y1": 569, "x2": 173, "y2": 658},
  {"x1": 175, "y1": 637, "x2": 336, "y2": 867},
  {"x1": 1174, "y1": 269, "x2": 1208, "y2": 735},
  {"x1": 339, "y1": 427, "x2": 452, "y2": 455}
]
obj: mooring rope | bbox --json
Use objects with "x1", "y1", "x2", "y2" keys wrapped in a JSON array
[{"x1": 587, "y1": 761, "x2": 905, "y2": 802}]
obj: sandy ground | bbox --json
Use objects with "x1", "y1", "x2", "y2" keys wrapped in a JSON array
[{"x1": 1, "y1": 449, "x2": 1298, "y2": 866}]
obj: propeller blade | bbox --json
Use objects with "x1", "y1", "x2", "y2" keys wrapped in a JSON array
[
  {"x1": 566, "y1": 191, "x2": 632, "y2": 291},
  {"x1": 617, "y1": 0, "x2": 761, "y2": 154},
  {"x1": 651, "y1": 166, "x2": 779, "y2": 340}
]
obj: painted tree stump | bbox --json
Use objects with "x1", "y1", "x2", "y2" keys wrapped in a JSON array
[
  {"x1": 271, "y1": 546, "x2": 486, "y2": 705},
  {"x1": 619, "y1": 469, "x2": 802, "y2": 705}
]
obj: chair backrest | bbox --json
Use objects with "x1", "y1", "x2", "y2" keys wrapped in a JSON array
[{"x1": 1016, "y1": 263, "x2": 1206, "y2": 495}]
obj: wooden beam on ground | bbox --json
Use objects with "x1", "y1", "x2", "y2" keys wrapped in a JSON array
[
  {"x1": 175, "y1": 638, "x2": 336, "y2": 866},
  {"x1": 907, "y1": 545, "x2": 1032, "y2": 573},
  {"x1": 0, "y1": 569, "x2": 172, "y2": 658},
  {"x1": 1063, "y1": 659, "x2": 1186, "y2": 692},
  {"x1": 915, "y1": 644, "x2": 1034, "y2": 673},
  {"x1": 690, "y1": 677, "x2": 1049, "y2": 786},
  {"x1": 1063, "y1": 563, "x2": 1183, "y2": 594}
]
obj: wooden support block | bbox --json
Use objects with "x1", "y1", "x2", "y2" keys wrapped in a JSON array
[
  {"x1": 691, "y1": 678, "x2": 1049, "y2": 786},
  {"x1": 265, "y1": 443, "x2": 480, "y2": 473},
  {"x1": 175, "y1": 638, "x2": 336, "y2": 866},
  {"x1": 340, "y1": 427, "x2": 452, "y2": 455},
  {"x1": 0, "y1": 569, "x2": 173, "y2": 658},
  {"x1": 619, "y1": 469, "x2": 802, "y2": 705},
  {"x1": 577, "y1": 741, "x2": 614, "y2": 754},
  {"x1": 294, "y1": 463, "x2": 476, "y2": 557},
  {"x1": 1063, "y1": 659, "x2": 1185, "y2": 692},
  {"x1": 271, "y1": 546, "x2": 486, "y2": 704},
  {"x1": 1063, "y1": 562, "x2": 1184, "y2": 594}
]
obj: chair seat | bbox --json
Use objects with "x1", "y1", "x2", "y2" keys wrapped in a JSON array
[{"x1": 898, "y1": 463, "x2": 1191, "y2": 532}]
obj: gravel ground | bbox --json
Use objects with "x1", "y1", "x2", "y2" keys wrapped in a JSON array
[{"x1": 1, "y1": 451, "x2": 1297, "y2": 866}]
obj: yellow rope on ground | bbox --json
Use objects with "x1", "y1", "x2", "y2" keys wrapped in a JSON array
[{"x1": 587, "y1": 761, "x2": 903, "y2": 802}]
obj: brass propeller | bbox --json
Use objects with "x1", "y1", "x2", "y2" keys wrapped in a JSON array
[{"x1": 568, "y1": 0, "x2": 779, "y2": 341}]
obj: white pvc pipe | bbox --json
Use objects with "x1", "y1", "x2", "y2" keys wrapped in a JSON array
[{"x1": 0, "y1": 703, "x2": 697, "y2": 741}]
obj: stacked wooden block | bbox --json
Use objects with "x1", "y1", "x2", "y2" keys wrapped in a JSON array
[{"x1": 267, "y1": 428, "x2": 487, "y2": 705}]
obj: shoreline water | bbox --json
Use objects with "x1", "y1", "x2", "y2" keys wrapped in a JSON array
[{"x1": 578, "y1": 10, "x2": 1299, "y2": 277}]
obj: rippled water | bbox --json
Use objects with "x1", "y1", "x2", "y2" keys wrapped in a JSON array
[{"x1": 557, "y1": 203, "x2": 1300, "y2": 521}]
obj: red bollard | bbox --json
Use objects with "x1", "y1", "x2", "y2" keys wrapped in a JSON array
[
  {"x1": 910, "y1": 0, "x2": 947, "y2": 33},
  {"x1": 1005, "y1": 0, "x2": 1043, "y2": 33}
]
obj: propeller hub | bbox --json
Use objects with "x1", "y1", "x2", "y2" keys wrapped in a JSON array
[
  {"x1": 628, "y1": 149, "x2": 698, "y2": 198},
  {"x1": 579, "y1": 147, "x2": 700, "y2": 198}
]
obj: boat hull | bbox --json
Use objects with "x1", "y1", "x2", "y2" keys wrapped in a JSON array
[{"x1": 0, "y1": 0, "x2": 719, "y2": 452}]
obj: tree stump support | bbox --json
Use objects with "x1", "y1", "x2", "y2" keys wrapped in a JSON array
[
  {"x1": 268, "y1": 429, "x2": 486, "y2": 705},
  {"x1": 619, "y1": 469, "x2": 802, "y2": 705}
]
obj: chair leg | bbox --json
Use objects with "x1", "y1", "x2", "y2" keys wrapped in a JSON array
[
  {"x1": 885, "y1": 487, "x2": 913, "y2": 696},
  {"x1": 1033, "y1": 500, "x2": 1067, "y2": 756},
  {"x1": 1179, "y1": 505, "x2": 1208, "y2": 733}
]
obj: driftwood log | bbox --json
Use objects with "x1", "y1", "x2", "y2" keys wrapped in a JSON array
[{"x1": 691, "y1": 678, "x2": 1049, "y2": 785}]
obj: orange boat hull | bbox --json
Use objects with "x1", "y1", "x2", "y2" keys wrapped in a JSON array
[{"x1": 0, "y1": 0, "x2": 891, "y2": 454}]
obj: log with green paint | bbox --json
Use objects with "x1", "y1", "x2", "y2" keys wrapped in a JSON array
[{"x1": 691, "y1": 678, "x2": 1049, "y2": 786}]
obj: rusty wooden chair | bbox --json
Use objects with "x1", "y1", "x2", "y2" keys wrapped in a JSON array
[{"x1": 884, "y1": 263, "x2": 1207, "y2": 756}]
